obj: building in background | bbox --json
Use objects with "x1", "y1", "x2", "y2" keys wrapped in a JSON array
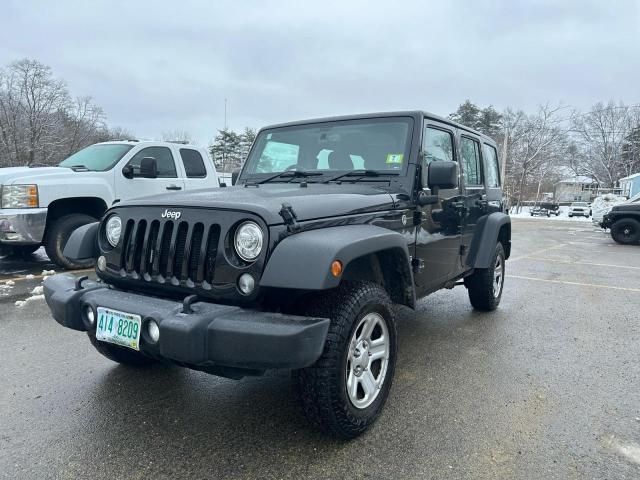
[
  {"x1": 554, "y1": 176, "x2": 598, "y2": 202},
  {"x1": 619, "y1": 172, "x2": 640, "y2": 198}
]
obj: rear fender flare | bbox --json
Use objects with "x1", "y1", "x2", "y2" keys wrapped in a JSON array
[{"x1": 466, "y1": 213, "x2": 511, "y2": 269}]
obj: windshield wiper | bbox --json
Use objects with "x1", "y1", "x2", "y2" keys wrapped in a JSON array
[
  {"x1": 323, "y1": 169, "x2": 399, "y2": 183},
  {"x1": 255, "y1": 168, "x2": 323, "y2": 185}
]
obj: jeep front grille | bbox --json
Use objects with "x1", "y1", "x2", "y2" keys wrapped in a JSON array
[{"x1": 120, "y1": 219, "x2": 221, "y2": 286}]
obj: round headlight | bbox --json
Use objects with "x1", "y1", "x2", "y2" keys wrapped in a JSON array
[
  {"x1": 234, "y1": 221, "x2": 263, "y2": 261},
  {"x1": 105, "y1": 215, "x2": 122, "y2": 247}
]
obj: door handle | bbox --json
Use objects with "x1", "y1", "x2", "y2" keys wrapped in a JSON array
[{"x1": 166, "y1": 185, "x2": 182, "y2": 191}]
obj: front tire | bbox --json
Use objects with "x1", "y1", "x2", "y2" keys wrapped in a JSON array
[
  {"x1": 44, "y1": 213, "x2": 97, "y2": 269},
  {"x1": 610, "y1": 218, "x2": 640, "y2": 245},
  {"x1": 294, "y1": 281, "x2": 397, "y2": 439},
  {"x1": 465, "y1": 242, "x2": 506, "y2": 311},
  {"x1": 88, "y1": 331, "x2": 157, "y2": 366}
]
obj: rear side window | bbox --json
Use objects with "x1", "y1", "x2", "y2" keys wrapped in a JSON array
[
  {"x1": 460, "y1": 137, "x2": 482, "y2": 186},
  {"x1": 482, "y1": 143, "x2": 500, "y2": 187},
  {"x1": 180, "y1": 149, "x2": 207, "y2": 178},
  {"x1": 127, "y1": 146, "x2": 177, "y2": 178}
]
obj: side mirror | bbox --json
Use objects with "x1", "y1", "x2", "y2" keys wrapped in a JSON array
[
  {"x1": 231, "y1": 168, "x2": 241, "y2": 185},
  {"x1": 139, "y1": 157, "x2": 158, "y2": 179},
  {"x1": 428, "y1": 161, "x2": 458, "y2": 190},
  {"x1": 122, "y1": 165, "x2": 134, "y2": 179}
]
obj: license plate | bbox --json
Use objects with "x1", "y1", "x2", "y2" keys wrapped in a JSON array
[{"x1": 96, "y1": 307, "x2": 142, "y2": 351}]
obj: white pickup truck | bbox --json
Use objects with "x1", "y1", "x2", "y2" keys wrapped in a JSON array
[{"x1": 0, "y1": 140, "x2": 219, "y2": 268}]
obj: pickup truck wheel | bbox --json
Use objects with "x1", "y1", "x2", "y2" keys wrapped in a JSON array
[
  {"x1": 44, "y1": 214, "x2": 97, "y2": 269},
  {"x1": 465, "y1": 242, "x2": 505, "y2": 311},
  {"x1": 294, "y1": 281, "x2": 397, "y2": 439},
  {"x1": 88, "y1": 331, "x2": 157, "y2": 366},
  {"x1": 610, "y1": 218, "x2": 640, "y2": 245}
]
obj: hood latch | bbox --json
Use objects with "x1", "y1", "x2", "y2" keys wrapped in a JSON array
[{"x1": 279, "y1": 202, "x2": 300, "y2": 232}]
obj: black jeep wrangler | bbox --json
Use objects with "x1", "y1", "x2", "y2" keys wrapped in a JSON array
[
  {"x1": 44, "y1": 112, "x2": 511, "y2": 438},
  {"x1": 601, "y1": 201, "x2": 640, "y2": 245}
]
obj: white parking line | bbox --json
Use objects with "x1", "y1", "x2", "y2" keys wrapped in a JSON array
[
  {"x1": 523, "y1": 258, "x2": 640, "y2": 270},
  {"x1": 509, "y1": 275, "x2": 640, "y2": 293},
  {"x1": 509, "y1": 243, "x2": 567, "y2": 262}
]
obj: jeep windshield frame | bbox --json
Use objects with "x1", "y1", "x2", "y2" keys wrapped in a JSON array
[{"x1": 239, "y1": 116, "x2": 415, "y2": 184}]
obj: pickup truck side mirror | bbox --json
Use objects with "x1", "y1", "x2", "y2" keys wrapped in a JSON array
[
  {"x1": 139, "y1": 157, "x2": 158, "y2": 179},
  {"x1": 428, "y1": 161, "x2": 458, "y2": 190},
  {"x1": 122, "y1": 165, "x2": 134, "y2": 179},
  {"x1": 231, "y1": 168, "x2": 241, "y2": 185}
]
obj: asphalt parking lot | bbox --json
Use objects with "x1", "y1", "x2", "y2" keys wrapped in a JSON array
[{"x1": 1, "y1": 218, "x2": 639, "y2": 479}]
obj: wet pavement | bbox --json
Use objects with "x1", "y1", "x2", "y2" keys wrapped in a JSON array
[{"x1": 0, "y1": 219, "x2": 639, "y2": 479}]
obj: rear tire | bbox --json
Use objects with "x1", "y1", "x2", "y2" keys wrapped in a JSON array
[
  {"x1": 610, "y1": 218, "x2": 640, "y2": 245},
  {"x1": 88, "y1": 331, "x2": 157, "y2": 366},
  {"x1": 44, "y1": 213, "x2": 97, "y2": 269},
  {"x1": 294, "y1": 281, "x2": 397, "y2": 439},
  {"x1": 465, "y1": 242, "x2": 505, "y2": 311}
]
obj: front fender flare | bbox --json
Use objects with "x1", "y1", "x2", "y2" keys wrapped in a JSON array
[
  {"x1": 260, "y1": 225, "x2": 415, "y2": 305},
  {"x1": 63, "y1": 222, "x2": 99, "y2": 260},
  {"x1": 466, "y1": 212, "x2": 511, "y2": 269}
]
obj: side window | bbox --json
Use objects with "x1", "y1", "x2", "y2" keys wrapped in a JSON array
[
  {"x1": 460, "y1": 137, "x2": 482, "y2": 186},
  {"x1": 482, "y1": 144, "x2": 500, "y2": 188},
  {"x1": 423, "y1": 126, "x2": 454, "y2": 164},
  {"x1": 179, "y1": 149, "x2": 207, "y2": 178},
  {"x1": 127, "y1": 147, "x2": 177, "y2": 178}
]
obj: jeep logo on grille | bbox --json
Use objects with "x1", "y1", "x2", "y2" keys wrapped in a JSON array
[{"x1": 161, "y1": 209, "x2": 182, "y2": 220}]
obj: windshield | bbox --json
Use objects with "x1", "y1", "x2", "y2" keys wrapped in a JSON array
[
  {"x1": 59, "y1": 144, "x2": 134, "y2": 171},
  {"x1": 242, "y1": 118, "x2": 413, "y2": 180},
  {"x1": 572, "y1": 202, "x2": 588, "y2": 207}
]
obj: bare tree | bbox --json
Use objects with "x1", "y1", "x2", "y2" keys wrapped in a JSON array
[
  {"x1": 63, "y1": 96, "x2": 106, "y2": 156},
  {"x1": 507, "y1": 104, "x2": 568, "y2": 211},
  {"x1": 569, "y1": 101, "x2": 637, "y2": 187}
]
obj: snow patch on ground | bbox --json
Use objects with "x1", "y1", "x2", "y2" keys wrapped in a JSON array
[
  {"x1": 25, "y1": 274, "x2": 35, "y2": 279},
  {"x1": 15, "y1": 294, "x2": 45, "y2": 307},
  {"x1": 30, "y1": 285, "x2": 44, "y2": 295},
  {"x1": 4, "y1": 280, "x2": 15, "y2": 286},
  {"x1": 41, "y1": 269, "x2": 56, "y2": 276}
]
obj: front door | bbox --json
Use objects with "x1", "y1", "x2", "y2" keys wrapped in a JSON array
[
  {"x1": 413, "y1": 123, "x2": 464, "y2": 295},
  {"x1": 116, "y1": 146, "x2": 185, "y2": 201}
]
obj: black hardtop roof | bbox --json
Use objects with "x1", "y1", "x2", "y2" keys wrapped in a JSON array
[{"x1": 261, "y1": 110, "x2": 496, "y2": 145}]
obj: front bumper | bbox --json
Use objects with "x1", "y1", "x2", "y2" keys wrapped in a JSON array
[
  {"x1": 43, "y1": 274, "x2": 330, "y2": 374},
  {"x1": 0, "y1": 208, "x2": 47, "y2": 244}
]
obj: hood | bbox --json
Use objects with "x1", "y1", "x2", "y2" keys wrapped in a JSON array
[
  {"x1": 612, "y1": 202, "x2": 640, "y2": 213},
  {"x1": 0, "y1": 166, "x2": 72, "y2": 185},
  {"x1": 117, "y1": 183, "x2": 399, "y2": 224}
]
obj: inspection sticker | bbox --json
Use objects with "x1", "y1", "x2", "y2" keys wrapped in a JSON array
[{"x1": 385, "y1": 154, "x2": 404, "y2": 164}]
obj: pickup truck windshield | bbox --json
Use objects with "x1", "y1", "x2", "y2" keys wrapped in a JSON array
[
  {"x1": 242, "y1": 118, "x2": 413, "y2": 179},
  {"x1": 59, "y1": 144, "x2": 134, "y2": 171}
]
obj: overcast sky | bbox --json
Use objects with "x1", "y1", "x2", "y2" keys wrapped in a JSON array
[{"x1": 1, "y1": 0, "x2": 638, "y2": 144}]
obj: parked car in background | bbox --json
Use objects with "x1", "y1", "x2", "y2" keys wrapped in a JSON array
[
  {"x1": 568, "y1": 202, "x2": 590, "y2": 217},
  {"x1": 530, "y1": 206, "x2": 551, "y2": 217},
  {"x1": 0, "y1": 141, "x2": 218, "y2": 268},
  {"x1": 591, "y1": 194, "x2": 628, "y2": 225}
]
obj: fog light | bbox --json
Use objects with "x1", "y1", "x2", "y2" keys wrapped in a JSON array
[
  {"x1": 147, "y1": 320, "x2": 160, "y2": 343},
  {"x1": 85, "y1": 305, "x2": 95, "y2": 325},
  {"x1": 97, "y1": 256, "x2": 106, "y2": 271},
  {"x1": 238, "y1": 273, "x2": 255, "y2": 295}
]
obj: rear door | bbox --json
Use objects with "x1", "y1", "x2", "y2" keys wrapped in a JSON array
[
  {"x1": 459, "y1": 135, "x2": 488, "y2": 265},
  {"x1": 179, "y1": 148, "x2": 219, "y2": 191},
  {"x1": 116, "y1": 146, "x2": 185, "y2": 200},
  {"x1": 413, "y1": 121, "x2": 463, "y2": 295}
]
